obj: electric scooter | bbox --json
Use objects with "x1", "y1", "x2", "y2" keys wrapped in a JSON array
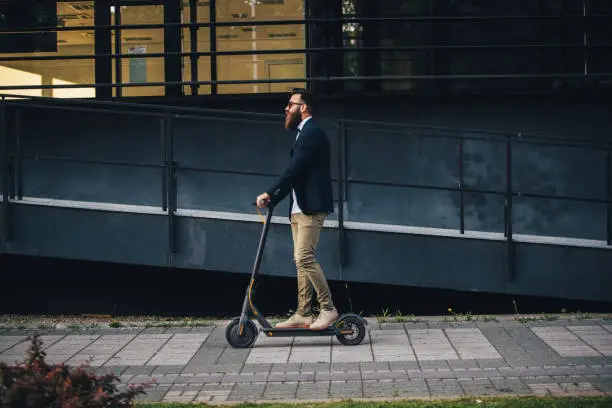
[{"x1": 225, "y1": 203, "x2": 367, "y2": 348}]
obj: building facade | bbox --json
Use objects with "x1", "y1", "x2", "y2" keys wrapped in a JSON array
[
  {"x1": 1, "y1": 1, "x2": 611, "y2": 303},
  {"x1": 1, "y1": 0, "x2": 610, "y2": 100}
]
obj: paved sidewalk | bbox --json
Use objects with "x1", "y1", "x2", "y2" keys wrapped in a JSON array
[{"x1": 1, "y1": 317, "x2": 611, "y2": 403}]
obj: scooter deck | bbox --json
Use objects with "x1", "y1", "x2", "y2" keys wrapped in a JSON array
[{"x1": 261, "y1": 326, "x2": 351, "y2": 337}]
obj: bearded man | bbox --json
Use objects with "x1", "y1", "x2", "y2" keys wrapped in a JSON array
[{"x1": 255, "y1": 88, "x2": 338, "y2": 331}]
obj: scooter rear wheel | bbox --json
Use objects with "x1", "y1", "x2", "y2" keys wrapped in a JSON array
[
  {"x1": 335, "y1": 315, "x2": 366, "y2": 346},
  {"x1": 225, "y1": 318, "x2": 258, "y2": 348}
]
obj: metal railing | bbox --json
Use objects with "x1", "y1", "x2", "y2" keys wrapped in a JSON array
[
  {"x1": 0, "y1": 94, "x2": 611, "y2": 282},
  {"x1": 1, "y1": 11, "x2": 611, "y2": 95}
]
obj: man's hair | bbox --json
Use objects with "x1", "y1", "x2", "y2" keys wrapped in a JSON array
[{"x1": 291, "y1": 87, "x2": 314, "y2": 113}]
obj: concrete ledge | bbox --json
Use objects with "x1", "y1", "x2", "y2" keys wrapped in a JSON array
[{"x1": 4, "y1": 195, "x2": 611, "y2": 250}]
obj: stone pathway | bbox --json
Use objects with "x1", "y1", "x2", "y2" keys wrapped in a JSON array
[{"x1": 1, "y1": 318, "x2": 611, "y2": 403}]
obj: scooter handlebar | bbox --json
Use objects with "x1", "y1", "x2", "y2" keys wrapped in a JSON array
[{"x1": 252, "y1": 201, "x2": 274, "y2": 210}]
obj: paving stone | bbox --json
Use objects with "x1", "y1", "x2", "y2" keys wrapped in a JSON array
[
  {"x1": 589, "y1": 376, "x2": 612, "y2": 393},
  {"x1": 104, "y1": 334, "x2": 171, "y2": 366},
  {"x1": 271, "y1": 362, "x2": 302, "y2": 372},
  {"x1": 403, "y1": 322, "x2": 429, "y2": 330},
  {"x1": 155, "y1": 374, "x2": 178, "y2": 385},
  {"x1": 139, "y1": 386, "x2": 171, "y2": 403},
  {"x1": 315, "y1": 370, "x2": 361, "y2": 381},
  {"x1": 408, "y1": 330, "x2": 458, "y2": 361},
  {"x1": 123, "y1": 366, "x2": 156, "y2": 376},
  {"x1": 531, "y1": 327, "x2": 600, "y2": 358},
  {"x1": 300, "y1": 362, "x2": 330, "y2": 372},
  {"x1": 363, "y1": 379, "x2": 396, "y2": 397},
  {"x1": 370, "y1": 330, "x2": 416, "y2": 362},
  {"x1": 329, "y1": 380, "x2": 362, "y2": 398},
  {"x1": 427, "y1": 322, "x2": 462, "y2": 330},
  {"x1": 490, "y1": 377, "x2": 531, "y2": 394},
  {"x1": 481, "y1": 327, "x2": 564, "y2": 367},
  {"x1": 181, "y1": 326, "x2": 227, "y2": 374},
  {"x1": 330, "y1": 362, "x2": 361, "y2": 371},
  {"x1": 148, "y1": 333, "x2": 209, "y2": 366},
  {"x1": 215, "y1": 345, "x2": 250, "y2": 366},
  {"x1": 229, "y1": 383, "x2": 266, "y2": 401},
  {"x1": 268, "y1": 372, "x2": 314, "y2": 382},
  {"x1": 247, "y1": 336, "x2": 292, "y2": 364},
  {"x1": 361, "y1": 361, "x2": 391, "y2": 371},
  {"x1": 220, "y1": 373, "x2": 264, "y2": 383},
  {"x1": 389, "y1": 361, "x2": 420, "y2": 371},
  {"x1": 141, "y1": 328, "x2": 168, "y2": 334},
  {"x1": 296, "y1": 381, "x2": 330, "y2": 399},
  {"x1": 198, "y1": 382, "x2": 235, "y2": 399},
  {"x1": 458, "y1": 378, "x2": 503, "y2": 396},
  {"x1": 380, "y1": 323, "x2": 406, "y2": 330},
  {"x1": 127, "y1": 375, "x2": 156, "y2": 385},
  {"x1": 290, "y1": 336, "x2": 331, "y2": 363},
  {"x1": 164, "y1": 327, "x2": 195, "y2": 334},
  {"x1": 94, "y1": 365, "x2": 128, "y2": 376},
  {"x1": 452, "y1": 368, "x2": 490, "y2": 378},
  {"x1": 173, "y1": 375, "x2": 194, "y2": 384},
  {"x1": 361, "y1": 370, "x2": 409, "y2": 380},
  {"x1": 477, "y1": 359, "x2": 508, "y2": 369},
  {"x1": 426, "y1": 378, "x2": 464, "y2": 397},
  {"x1": 566, "y1": 356, "x2": 612, "y2": 366},
  {"x1": 449, "y1": 359, "x2": 479, "y2": 369},
  {"x1": 446, "y1": 328, "x2": 501, "y2": 359},
  {"x1": 567, "y1": 326, "x2": 612, "y2": 356},
  {"x1": 498, "y1": 366, "x2": 548, "y2": 377},
  {"x1": 331, "y1": 341, "x2": 373, "y2": 362},
  {"x1": 151, "y1": 365, "x2": 184, "y2": 376},
  {"x1": 262, "y1": 382, "x2": 298, "y2": 400},
  {"x1": 419, "y1": 360, "x2": 450, "y2": 370},
  {"x1": 242, "y1": 363, "x2": 272, "y2": 373},
  {"x1": 394, "y1": 379, "x2": 430, "y2": 397}
]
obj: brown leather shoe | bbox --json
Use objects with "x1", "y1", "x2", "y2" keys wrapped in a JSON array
[
  {"x1": 309, "y1": 308, "x2": 339, "y2": 330},
  {"x1": 275, "y1": 313, "x2": 314, "y2": 328}
]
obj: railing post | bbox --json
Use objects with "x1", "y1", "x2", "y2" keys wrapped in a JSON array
[
  {"x1": 458, "y1": 136, "x2": 465, "y2": 234},
  {"x1": 161, "y1": 117, "x2": 167, "y2": 212},
  {"x1": 505, "y1": 134, "x2": 516, "y2": 282},
  {"x1": 165, "y1": 111, "x2": 176, "y2": 256},
  {"x1": 15, "y1": 109, "x2": 21, "y2": 200},
  {"x1": 607, "y1": 149, "x2": 611, "y2": 246},
  {"x1": 337, "y1": 120, "x2": 347, "y2": 270},
  {"x1": 1, "y1": 96, "x2": 11, "y2": 248}
]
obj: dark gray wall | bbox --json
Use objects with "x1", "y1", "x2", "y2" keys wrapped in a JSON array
[{"x1": 1, "y1": 94, "x2": 611, "y2": 302}]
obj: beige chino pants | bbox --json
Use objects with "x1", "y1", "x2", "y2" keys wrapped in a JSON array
[{"x1": 290, "y1": 212, "x2": 334, "y2": 316}]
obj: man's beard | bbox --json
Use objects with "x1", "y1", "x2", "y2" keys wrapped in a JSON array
[{"x1": 285, "y1": 111, "x2": 301, "y2": 130}]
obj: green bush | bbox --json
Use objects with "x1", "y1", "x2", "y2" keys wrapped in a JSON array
[{"x1": 0, "y1": 334, "x2": 152, "y2": 407}]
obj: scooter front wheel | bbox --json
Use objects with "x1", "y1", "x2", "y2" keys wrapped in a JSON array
[{"x1": 225, "y1": 318, "x2": 258, "y2": 348}]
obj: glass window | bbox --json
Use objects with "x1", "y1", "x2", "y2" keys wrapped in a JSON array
[
  {"x1": 112, "y1": 3, "x2": 164, "y2": 97},
  {"x1": 0, "y1": 0, "x2": 95, "y2": 98},
  {"x1": 215, "y1": 0, "x2": 306, "y2": 94},
  {"x1": 340, "y1": 0, "x2": 608, "y2": 94}
]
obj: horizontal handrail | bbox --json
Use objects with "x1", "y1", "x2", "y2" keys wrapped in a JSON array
[
  {"x1": 11, "y1": 153, "x2": 611, "y2": 207},
  {"x1": 0, "y1": 72, "x2": 609, "y2": 91},
  {"x1": 15, "y1": 154, "x2": 163, "y2": 169},
  {"x1": 3, "y1": 96, "x2": 284, "y2": 120},
  {"x1": 3, "y1": 89, "x2": 612, "y2": 150},
  {"x1": 345, "y1": 122, "x2": 612, "y2": 149},
  {"x1": 0, "y1": 14, "x2": 610, "y2": 34},
  {"x1": 2, "y1": 43, "x2": 611, "y2": 63}
]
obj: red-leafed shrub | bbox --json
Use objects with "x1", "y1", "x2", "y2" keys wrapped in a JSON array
[{"x1": 0, "y1": 334, "x2": 153, "y2": 407}]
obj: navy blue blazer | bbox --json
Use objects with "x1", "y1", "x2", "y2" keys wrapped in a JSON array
[{"x1": 266, "y1": 118, "x2": 334, "y2": 217}]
